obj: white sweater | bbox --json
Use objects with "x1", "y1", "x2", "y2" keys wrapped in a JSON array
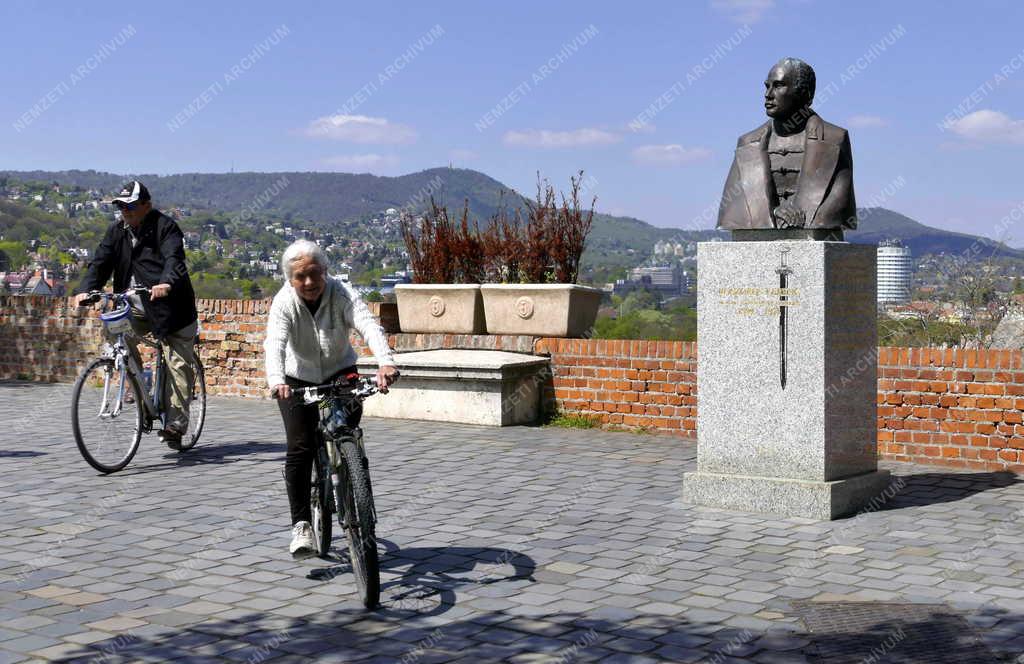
[{"x1": 264, "y1": 276, "x2": 395, "y2": 387}]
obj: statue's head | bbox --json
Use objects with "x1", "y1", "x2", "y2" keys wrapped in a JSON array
[{"x1": 764, "y1": 57, "x2": 815, "y2": 120}]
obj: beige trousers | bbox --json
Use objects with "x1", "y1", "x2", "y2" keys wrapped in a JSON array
[{"x1": 127, "y1": 315, "x2": 198, "y2": 432}]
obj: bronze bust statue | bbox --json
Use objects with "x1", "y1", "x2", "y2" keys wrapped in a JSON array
[{"x1": 717, "y1": 58, "x2": 856, "y2": 235}]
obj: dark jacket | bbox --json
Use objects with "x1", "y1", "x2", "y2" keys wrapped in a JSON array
[
  {"x1": 717, "y1": 113, "x2": 857, "y2": 230},
  {"x1": 76, "y1": 209, "x2": 198, "y2": 338}
]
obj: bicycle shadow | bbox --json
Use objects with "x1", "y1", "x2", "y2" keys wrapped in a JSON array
[
  {"x1": 176, "y1": 440, "x2": 286, "y2": 462},
  {"x1": 308, "y1": 539, "x2": 536, "y2": 617},
  {"x1": 116, "y1": 441, "x2": 286, "y2": 476}
]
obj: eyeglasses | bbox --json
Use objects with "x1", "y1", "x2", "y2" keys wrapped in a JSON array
[{"x1": 115, "y1": 201, "x2": 139, "y2": 211}]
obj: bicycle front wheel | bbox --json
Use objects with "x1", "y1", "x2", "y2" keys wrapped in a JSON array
[
  {"x1": 71, "y1": 358, "x2": 143, "y2": 473},
  {"x1": 179, "y1": 356, "x2": 206, "y2": 452},
  {"x1": 339, "y1": 439, "x2": 379, "y2": 609}
]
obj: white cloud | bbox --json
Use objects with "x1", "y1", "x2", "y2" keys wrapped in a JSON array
[
  {"x1": 710, "y1": 0, "x2": 774, "y2": 23},
  {"x1": 502, "y1": 128, "x2": 621, "y2": 148},
  {"x1": 301, "y1": 114, "x2": 417, "y2": 144},
  {"x1": 319, "y1": 154, "x2": 400, "y2": 173},
  {"x1": 631, "y1": 144, "x2": 712, "y2": 166},
  {"x1": 947, "y1": 109, "x2": 1024, "y2": 144},
  {"x1": 847, "y1": 114, "x2": 887, "y2": 128}
]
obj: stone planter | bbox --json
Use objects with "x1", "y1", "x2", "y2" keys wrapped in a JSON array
[
  {"x1": 481, "y1": 284, "x2": 602, "y2": 337},
  {"x1": 394, "y1": 284, "x2": 485, "y2": 334}
]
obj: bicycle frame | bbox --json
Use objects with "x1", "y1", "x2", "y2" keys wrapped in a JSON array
[
  {"x1": 94, "y1": 291, "x2": 168, "y2": 430},
  {"x1": 318, "y1": 403, "x2": 371, "y2": 529},
  {"x1": 111, "y1": 338, "x2": 154, "y2": 414},
  {"x1": 299, "y1": 380, "x2": 380, "y2": 527}
]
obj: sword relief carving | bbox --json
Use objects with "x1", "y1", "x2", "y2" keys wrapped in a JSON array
[{"x1": 775, "y1": 248, "x2": 793, "y2": 389}]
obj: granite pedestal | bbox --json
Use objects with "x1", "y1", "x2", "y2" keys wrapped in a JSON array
[{"x1": 683, "y1": 241, "x2": 891, "y2": 519}]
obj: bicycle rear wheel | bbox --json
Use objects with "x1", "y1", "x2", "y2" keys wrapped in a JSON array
[
  {"x1": 71, "y1": 358, "x2": 143, "y2": 473},
  {"x1": 310, "y1": 448, "x2": 333, "y2": 557},
  {"x1": 179, "y1": 356, "x2": 206, "y2": 451},
  {"x1": 339, "y1": 439, "x2": 379, "y2": 609}
]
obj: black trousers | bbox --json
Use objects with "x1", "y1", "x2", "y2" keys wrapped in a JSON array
[{"x1": 277, "y1": 369, "x2": 362, "y2": 525}]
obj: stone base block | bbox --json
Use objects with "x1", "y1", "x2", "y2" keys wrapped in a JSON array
[
  {"x1": 682, "y1": 469, "x2": 893, "y2": 520},
  {"x1": 356, "y1": 349, "x2": 549, "y2": 426}
]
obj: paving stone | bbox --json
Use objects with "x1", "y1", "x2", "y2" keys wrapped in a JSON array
[
  {"x1": 1, "y1": 634, "x2": 62, "y2": 653},
  {"x1": 1, "y1": 384, "x2": 1020, "y2": 662}
]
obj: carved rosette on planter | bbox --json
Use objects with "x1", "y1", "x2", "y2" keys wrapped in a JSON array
[
  {"x1": 394, "y1": 284, "x2": 486, "y2": 334},
  {"x1": 480, "y1": 284, "x2": 602, "y2": 337}
]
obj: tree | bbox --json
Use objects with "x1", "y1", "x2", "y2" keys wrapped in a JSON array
[
  {"x1": 619, "y1": 288, "x2": 661, "y2": 315},
  {"x1": 878, "y1": 315, "x2": 971, "y2": 347},
  {"x1": 880, "y1": 257, "x2": 1011, "y2": 348},
  {"x1": 0, "y1": 241, "x2": 28, "y2": 270},
  {"x1": 595, "y1": 303, "x2": 695, "y2": 341},
  {"x1": 950, "y1": 262, "x2": 1010, "y2": 347}
]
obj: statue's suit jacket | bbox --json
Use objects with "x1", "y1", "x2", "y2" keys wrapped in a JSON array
[{"x1": 717, "y1": 113, "x2": 856, "y2": 230}]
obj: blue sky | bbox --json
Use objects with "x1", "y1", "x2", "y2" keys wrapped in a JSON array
[{"x1": 2, "y1": 1, "x2": 1023, "y2": 241}]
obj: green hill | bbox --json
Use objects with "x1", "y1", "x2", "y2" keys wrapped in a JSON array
[
  {"x1": 848, "y1": 207, "x2": 1024, "y2": 259},
  {"x1": 0, "y1": 168, "x2": 516, "y2": 225},
  {"x1": 3, "y1": 167, "x2": 1020, "y2": 263}
]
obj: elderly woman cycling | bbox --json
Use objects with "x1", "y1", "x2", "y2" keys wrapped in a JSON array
[{"x1": 264, "y1": 239, "x2": 399, "y2": 559}]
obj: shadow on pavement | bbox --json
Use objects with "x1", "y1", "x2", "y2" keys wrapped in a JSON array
[
  {"x1": 0, "y1": 379, "x2": 57, "y2": 389},
  {"x1": 47, "y1": 601, "x2": 1024, "y2": 663},
  {"x1": 0, "y1": 450, "x2": 47, "y2": 458},
  {"x1": 177, "y1": 440, "x2": 287, "y2": 462},
  {"x1": 881, "y1": 471, "x2": 1020, "y2": 511},
  {"x1": 113, "y1": 441, "x2": 286, "y2": 477},
  {"x1": 308, "y1": 540, "x2": 537, "y2": 618}
]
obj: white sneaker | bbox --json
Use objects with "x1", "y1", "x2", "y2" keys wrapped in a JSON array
[{"x1": 289, "y1": 521, "x2": 316, "y2": 560}]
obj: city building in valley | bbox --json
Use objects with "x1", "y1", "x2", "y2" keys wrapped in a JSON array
[
  {"x1": 626, "y1": 265, "x2": 688, "y2": 295},
  {"x1": 877, "y1": 239, "x2": 912, "y2": 304}
]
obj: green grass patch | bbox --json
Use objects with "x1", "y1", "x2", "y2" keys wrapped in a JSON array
[{"x1": 545, "y1": 412, "x2": 601, "y2": 429}]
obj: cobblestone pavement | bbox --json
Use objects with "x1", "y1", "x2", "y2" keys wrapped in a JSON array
[{"x1": 1, "y1": 381, "x2": 1023, "y2": 663}]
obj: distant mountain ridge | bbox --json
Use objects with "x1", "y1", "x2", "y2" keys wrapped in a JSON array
[
  {"x1": 2, "y1": 167, "x2": 1019, "y2": 261},
  {"x1": 0, "y1": 168, "x2": 513, "y2": 224},
  {"x1": 848, "y1": 208, "x2": 1024, "y2": 260}
]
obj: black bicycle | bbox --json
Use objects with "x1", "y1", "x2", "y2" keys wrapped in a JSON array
[
  {"x1": 288, "y1": 376, "x2": 386, "y2": 609},
  {"x1": 71, "y1": 288, "x2": 206, "y2": 473}
]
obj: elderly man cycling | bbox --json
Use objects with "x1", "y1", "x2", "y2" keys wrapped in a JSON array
[{"x1": 264, "y1": 239, "x2": 399, "y2": 559}]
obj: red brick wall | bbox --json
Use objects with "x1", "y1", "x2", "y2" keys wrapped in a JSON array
[
  {"x1": 535, "y1": 338, "x2": 697, "y2": 435},
  {"x1": 876, "y1": 347, "x2": 1024, "y2": 472},
  {"x1": 2, "y1": 295, "x2": 1022, "y2": 472},
  {"x1": 540, "y1": 340, "x2": 1024, "y2": 473}
]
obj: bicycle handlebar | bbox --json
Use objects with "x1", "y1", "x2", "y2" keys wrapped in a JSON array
[
  {"x1": 275, "y1": 376, "x2": 390, "y2": 404},
  {"x1": 78, "y1": 287, "x2": 152, "y2": 307}
]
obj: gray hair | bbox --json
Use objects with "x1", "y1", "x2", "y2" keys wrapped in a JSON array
[
  {"x1": 280, "y1": 239, "x2": 329, "y2": 280},
  {"x1": 774, "y1": 57, "x2": 816, "y2": 105}
]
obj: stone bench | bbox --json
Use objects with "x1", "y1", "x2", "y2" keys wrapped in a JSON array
[{"x1": 356, "y1": 349, "x2": 550, "y2": 426}]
